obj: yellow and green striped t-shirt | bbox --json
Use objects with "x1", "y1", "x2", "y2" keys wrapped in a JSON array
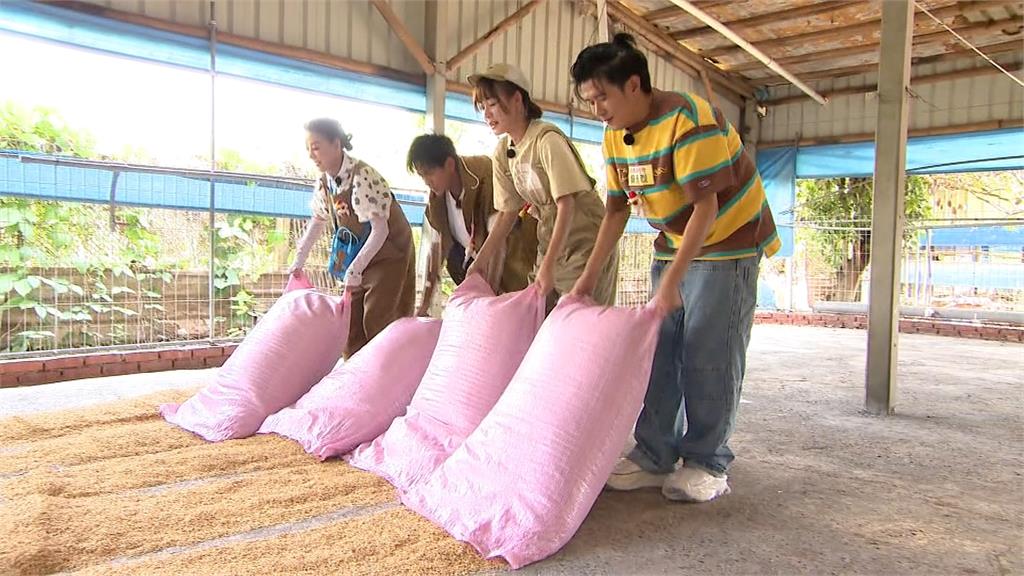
[{"x1": 604, "y1": 91, "x2": 781, "y2": 261}]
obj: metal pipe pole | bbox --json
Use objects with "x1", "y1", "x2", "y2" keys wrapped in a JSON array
[{"x1": 208, "y1": 1, "x2": 218, "y2": 343}]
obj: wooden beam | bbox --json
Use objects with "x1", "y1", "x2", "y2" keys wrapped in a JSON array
[
  {"x1": 370, "y1": 0, "x2": 434, "y2": 76},
  {"x1": 752, "y1": 39, "x2": 1024, "y2": 85},
  {"x1": 447, "y1": 0, "x2": 546, "y2": 71},
  {"x1": 702, "y1": 3, "x2": 971, "y2": 59},
  {"x1": 606, "y1": 0, "x2": 753, "y2": 100},
  {"x1": 729, "y1": 43, "x2": 881, "y2": 73},
  {"x1": 699, "y1": 69, "x2": 718, "y2": 108},
  {"x1": 46, "y1": 0, "x2": 426, "y2": 86},
  {"x1": 765, "y1": 62, "x2": 1024, "y2": 105},
  {"x1": 640, "y1": 40, "x2": 747, "y2": 107},
  {"x1": 758, "y1": 119, "x2": 1024, "y2": 148},
  {"x1": 666, "y1": 0, "x2": 826, "y2": 104},
  {"x1": 671, "y1": 0, "x2": 864, "y2": 41},
  {"x1": 642, "y1": 0, "x2": 729, "y2": 23},
  {"x1": 726, "y1": 21, "x2": 1003, "y2": 73}
]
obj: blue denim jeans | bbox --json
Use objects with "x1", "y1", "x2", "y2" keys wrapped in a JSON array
[{"x1": 629, "y1": 254, "x2": 760, "y2": 477}]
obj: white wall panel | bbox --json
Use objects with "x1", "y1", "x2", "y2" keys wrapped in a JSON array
[{"x1": 760, "y1": 56, "x2": 1024, "y2": 143}]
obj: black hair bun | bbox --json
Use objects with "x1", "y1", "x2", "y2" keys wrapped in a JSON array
[{"x1": 612, "y1": 32, "x2": 637, "y2": 49}]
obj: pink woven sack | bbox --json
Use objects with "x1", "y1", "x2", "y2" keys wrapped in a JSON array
[
  {"x1": 402, "y1": 296, "x2": 663, "y2": 569},
  {"x1": 348, "y1": 274, "x2": 545, "y2": 491},
  {"x1": 160, "y1": 289, "x2": 350, "y2": 441},
  {"x1": 257, "y1": 317, "x2": 442, "y2": 459}
]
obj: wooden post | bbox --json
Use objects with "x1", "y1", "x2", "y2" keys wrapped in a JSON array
[{"x1": 866, "y1": 0, "x2": 914, "y2": 416}]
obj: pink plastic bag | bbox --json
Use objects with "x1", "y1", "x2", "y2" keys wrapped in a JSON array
[
  {"x1": 284, "y1": 271, "x2": 314, "y2": 293},
  {"x1": 257, "y1": 317, "x2": 442, "y2": 460},
  {"x1": 160, "y1": 289, "x2": 350, "y2": 441},
  {"x1": 402, "y1": 297, "x2": 663, "y2": 569},
  {"x1": 348, "y1": 274, "x2": 545, "y2": 491}
]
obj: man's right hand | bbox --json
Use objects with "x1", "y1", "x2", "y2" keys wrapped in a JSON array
[{"x1": 465, "y1": 256, "x2": 488, "y2": 281}]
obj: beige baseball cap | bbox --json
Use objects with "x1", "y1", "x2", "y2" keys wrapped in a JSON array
[{"x1": 467, "y1": 63, "x2": 532, "y2": 95}]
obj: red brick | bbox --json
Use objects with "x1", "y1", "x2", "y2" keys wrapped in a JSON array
[
  {"x1": 172, "y1": 358, "x2": 204, "y2": 370},
  {"x1": 192, "y1": 347, "x2": 224, "y2": 359},
  {"x1": 60, "y1": 365, "x2": 103, "y2": 381},
  {"x1": 101, "y1": 362, "x2": 139, "y2": 377},
  {"x1": 0, "y1": 359, "x2": 45, "y2": 375},
  {"x1": 137, "y1": 359, "x2": 175, "y2": 373},
  {"x1": 44, "y1": 356, "x2": 86, "y2": 370},
  {"x1": 84, "y1": 353, "x2": 124, "y2": 366},
  {"x1": 13, "y1": 371, "x2": 62, "y2": 387},
  {"x1": 158, "y1": 349, "x2": 194, "y2": 361},
  {"x1": 203, "y1": 356, "x2": 228, "y2": 368},
  {"x1": 123, "y1": 351, "x2": 161, "y2": 363},
  {"x1": 222, "y1": 345, "x2": 238, "y2": 357}
]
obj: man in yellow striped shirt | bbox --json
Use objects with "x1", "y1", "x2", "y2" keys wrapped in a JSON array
[{"x1": 570, "y1": 34, "x2": 780, "y2": 503}]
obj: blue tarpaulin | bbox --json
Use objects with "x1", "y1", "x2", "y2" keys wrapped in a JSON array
[
  {"x1": 755, "y1": 147, "x2": 797, "y2": 257},
  {"x1": 795, "y1": 129, "x2": 1024, "y2": 178},
  {"x1": 0, "y1": 153, "x2": 428, "y2": 224},
  {"x1": 756, "y1": 129, "x2": 1024, "y2": 255}
]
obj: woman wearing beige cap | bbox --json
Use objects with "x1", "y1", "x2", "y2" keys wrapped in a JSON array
[{"x1": 466, "y1": 63, "x2": 618, "y2": 309}]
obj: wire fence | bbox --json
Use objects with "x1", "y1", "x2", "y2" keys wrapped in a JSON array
[
  {"x1": 5, "y1": 196, "x2": 1021, "y2": 358},
  {"x1": 0, "y1": 196, "x2": 660, "y2": 357},
  {"x1": 757, "y1": 222, "x2": 1024, "y2": 318}
]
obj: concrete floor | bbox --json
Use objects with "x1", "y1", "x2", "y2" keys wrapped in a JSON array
[{"x1": 2, "y1": 325, "x2": 1021, "y2": 575}]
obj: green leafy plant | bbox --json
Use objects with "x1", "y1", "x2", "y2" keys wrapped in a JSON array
[{"x1": 795, "y1": 176, "x2": 932, "y2": 302}]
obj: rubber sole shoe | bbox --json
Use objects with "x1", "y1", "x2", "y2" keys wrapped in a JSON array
[
  {"x1": 662, "y1": 466, "x2": 731, "y2": 502},
  {"x1": 605, "y1": 457, "x2": 668, "y2": 491}
]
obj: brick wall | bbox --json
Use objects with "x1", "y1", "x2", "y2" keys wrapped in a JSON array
[
  {"x1": 3, "y1": 313, "x2": 1019, "y2": 389},
  {"x1": 755, "y1": 311, "x2": 1024, "y2": 343},
  {"x1": 0, "y1": 343, "x2": 238, "y2": 388}
]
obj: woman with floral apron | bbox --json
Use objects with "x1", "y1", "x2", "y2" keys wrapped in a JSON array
[
  {"x1": 288, "y1": 118, "x2": 415, "y2": 357},
  {"x1": 466, "y1": 64, "x2": 618, "y2": 310}
]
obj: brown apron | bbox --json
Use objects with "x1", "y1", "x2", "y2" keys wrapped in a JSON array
[
  {"x1": 425, "y1": 155, "x2": 538, "y2": 294},
  {"x1": 324, "y1": 161, "x2": 415, "y2": 357}
]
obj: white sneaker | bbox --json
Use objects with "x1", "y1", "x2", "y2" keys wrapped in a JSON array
[
  {"x1": 605, "y1": 457, "x2": 668, "y2": 491},
  {"x1": 662, "y1": 466, "x2": 730, "y2": 502}
]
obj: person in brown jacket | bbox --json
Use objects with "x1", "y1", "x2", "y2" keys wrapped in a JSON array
[
  {"x1": 406, "y1": 133, "x2": 537, "y2": 315},
  {"x1": 289, "y1": 118, "x2": 415, "y2": 357}
]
